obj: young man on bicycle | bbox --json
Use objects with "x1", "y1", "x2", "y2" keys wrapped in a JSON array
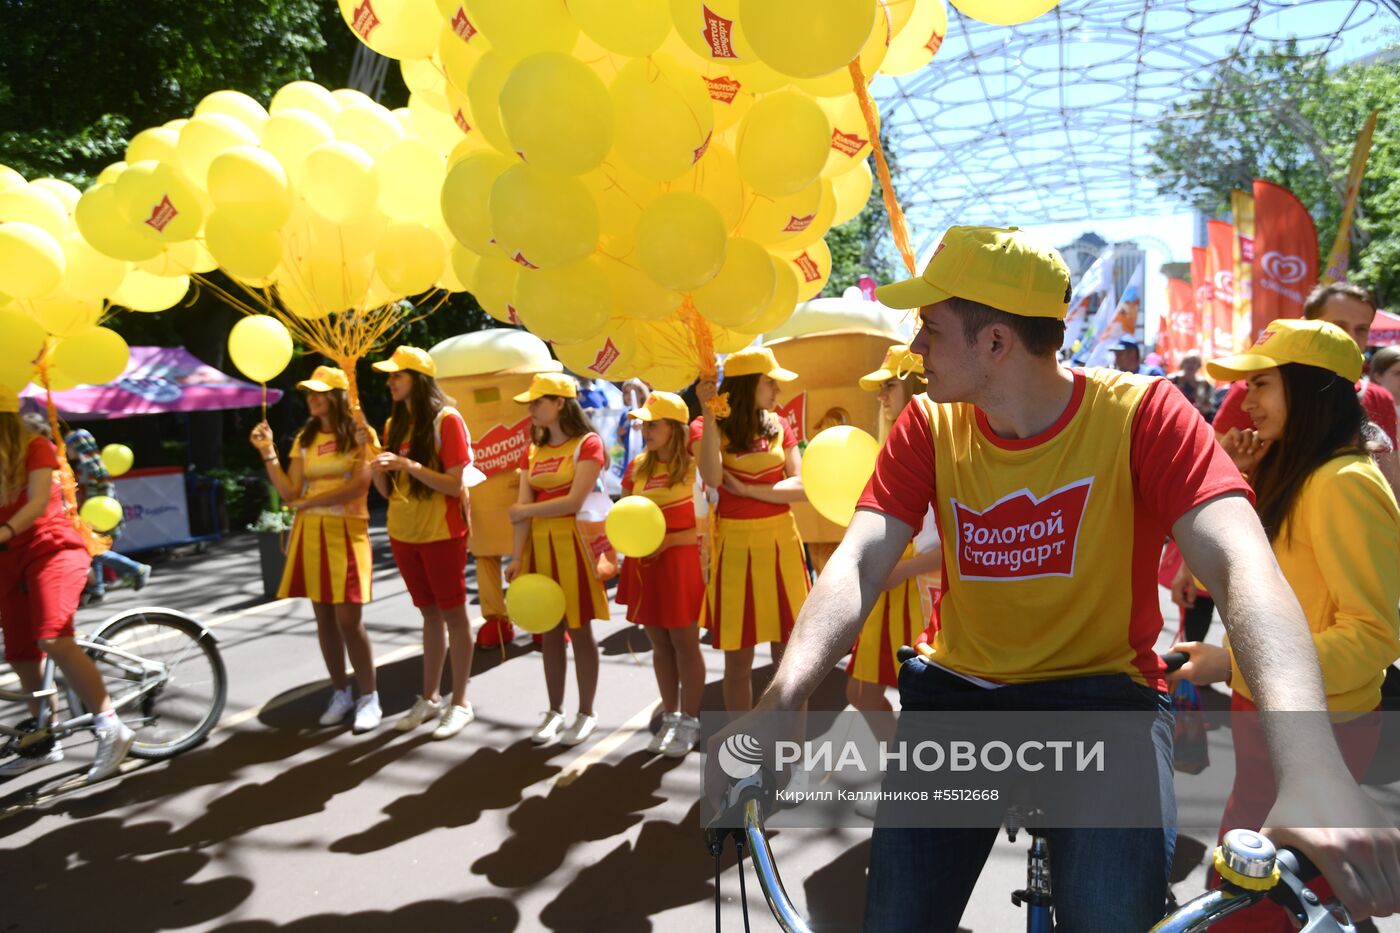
[{"x1": 712, "y1": 226, "x2": 1400, "y2": 931}]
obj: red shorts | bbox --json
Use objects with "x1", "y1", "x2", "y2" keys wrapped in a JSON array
[
  {"x1": 617, "y1": 544, "x2": 704, "y2": 628},
  {"x1": 0, "y1": 546, "x2": 89, "y2": 662},
  {"x1": 390, "y1": 535, "x2": 468, "y2": 609}
]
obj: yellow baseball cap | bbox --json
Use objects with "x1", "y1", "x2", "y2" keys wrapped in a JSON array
[
  {"x1": 372, "y1": 346, "x2": 436, "y2": 377},
  {"x1": 0, "y1": 384, "x2": 18, "y2": 413},
  {"x1": 628, "y1": 391, "x2": 689, "y2": 423},
  {"x1": 723, "y1": 346, "x2": 797, "y2": 382},
  {"x1": 859, "y1": 345, "x2": 926, "y2": 390},
  {"x1": 876, "y1": 225, "x2": 1072, "y2": 320},
  {"x1": 513, "y1": 371, "x2": 579, "y2": 403},
  {"x1": 296, "y1": 365, "x2": 349, "y2": 393},
  {"x1": 1207, "y1": 318, "x2": 1363, "y2": 384}
]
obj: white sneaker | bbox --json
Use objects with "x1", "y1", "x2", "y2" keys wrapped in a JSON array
[
  {"x1": 560, "y1": 713, "x2": 598, "y2": 747},
  {"x1": 352, "y1": 693, "x2": 382, "y2": 734},
  {"x1": 432, "y1": 703, "x2": 474, "y2": 740},
  {"x1": 319, "y1": 687, "x2": 355, "y2": 727},
  {"x1": 395, "y1": 695, "x2": 442, "y2": 732},
  {"x1": 648, "y1": 712, "x2": 681, "y2": 754},
  {"x1": 88, "y1": 722, "x2": 134, "y2": 783},
  {"x1": 661, "y1": 714, "x2": 701, "y2": 758},
  {"x1": 531, "y1": 709, "x2": 566, "y2": 745},
  {"x1": 0, "y1": 741, "x2": 63, "y2": 779}
]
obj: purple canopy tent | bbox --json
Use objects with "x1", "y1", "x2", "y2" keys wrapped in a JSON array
[{"x1": 19, "y1": 345, "x2": 282, "y2": 420}]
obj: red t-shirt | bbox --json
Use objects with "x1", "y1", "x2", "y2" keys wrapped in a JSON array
[
  {"x1": 0, "y1": 437, "x2": 86, "y2": 559},
  {"x1": 689, "y1": 415, "x2": 799, "y2": 520},
  {"x1": 1214, "y1": 379, "x2": 1398, "y2": 448},
  {"x1": 856, "y1": 370, "x2": 1250, "y2": 687}
]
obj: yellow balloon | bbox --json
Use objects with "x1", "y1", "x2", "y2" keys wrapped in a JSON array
[
  {"x1": 882, "y1": 0, "x2": 948, "y2": 76},
  {"x1": 781, "y1": 179, "x2": 836, "y2": 254},
  {"x1": 738, "y1": 180, "x2": 823, "y2": 246},
  {"x1": 950, "y1": 0, "x2": 1057, "y2": 24},
  {"x1": 377, "y1": 138, "x2": 446, "y2": 224},
  {"x1": 488, "y1": 164, "x2": 599, "y2": 270},
  {"x1": 437, "y1": 8, "x2": 492, "y2": 92},
  {"x1": 52, "y1": 326, "x2": 130, "y2": 385},
  {"x1": 301, "y1": 141, "x2": 379, "y2": 223},
  {"x1": 554, "y1": 319, "x2": 644, "y2": 380},
  {"x1": 0, "y1": 164, "x2": 26, "y2": 192},
  {"x1": 611, "y1": 54, "x2": 716, "y2": 183},
  {"x1": 30, "y1": 178, "x2": 82, "y2": 214},
  {"x1": 884, "y1": 0, "x2": 918, "y2": 38},
  {"x1": 0, "y1": 357, "x2": 36, "y2": 393},
  {"x1": 605, "y1": 495, "x2": 666, "y2": 557},
  {"x1": 58, "y1": 234, "x2": 127, "y2": 302},
  {"x1": 110, "y1": 269, "x2": 191, "y2": 313},
  {"x1": 0, "y1": 306, "x2": 46, "y2": 371},
  {"x1": 338, "y1": 0, "x2": 441, "y2": 59},
  {"x1": 207, "y1": 146, "x2": 292, "y2": 231},
  {"x1": 80, "y1": 496, "x2": 124, "y2": 533},
  {"x1": 712, "y1": 326, "x2": 757, "y2": 353},
  {"x1": 460, "y1": 0, "x2": 576, "y2": 58},
  {"x1": 831, "y1": 159, "x2": 873, "y2": 227},
  {"x1": 673, "y1": 142, "x2": 744, "y2": 232},
  {"x1": 464, "y1": 50, "x2": 515, "y2": 154},
  {"x1": 500, "y1": 53, "x2": 614, "y2": 176},
  {"x1": 195, "y1": 90, "x2": 270, "y2": 136},
  {"x1": 375, "y1": 222, "x2": 446, "y2": 295},
  {"x1": 279, "y1": 250, "x2": 374, "y2": 314},
  {"x1": 692, "y1": 237, "x2": 775, "y2": 329},
  {"x1": 116, "y1": 160, "x2": 206, "y2": 242},
  {"x1": 792, "y1": 5, "x2": 891, "y2": 96},
  {"x1": 228, "y1": 315, "x2": 294, "y2": 383},
  {"x1": 733, "y1": 257, "x2": 800, "y2": 334},
  {"x1": 585, "y1": 161, "x2": 661, "y2": 260},
  {"x1": 505, "y1": 572, "x2": 567, "y2": 633},
  {"x1": 75, "y1": 184, "x2": 161, "y2": 262},
  {"x1": 205, "y1": 209, "x2": 282, "y2": 279},
  {"x1": 441, "y1": 151, "x2": 514, "y2": 256},
  {"x1": 101, "y1": 444, "x2": 135, "y2": 477},
  {"x1": 0, "y1": 185, "x2": 70, "y2": 238},
  {"x1": 95, "y1": 162, "x2": 129, "y2": 186},
  {"x1": 777, "y1": 238, "x2": 831, "y2": 302},
  {"x1": 820, "y1": 94, "x2": 878, "y2": 177},
  {"x1": 0, "y1": 223, "x2": 64, "y2": 299},
  {"x1": 177, "y1": 112, "x2": 259, "y2": 185},
  {"x1": 636, "y1": 357, "x2": 699, "y2": 393},
  {"x1": 669, "y1": 0, "x2": 754, "y2": 61},
  {"x1": 605, "y1": 260, "x2": 682, "y2": 322},
  {"x1": 259, "y1": 109, "x2": 335, "y2": 186},
  {"x1": 512, "y1": 257, "x2": 610, "y2": 344},
  {"x1": 135, "y1": 239, "x2": 217, "y2": 277},
  {"x1": 470, "y1": 254, "x2": 522, "y2": 324},
  {"x1": 635, "y1": 192, "x2": 726, "y2": 291},
  {"x1": 740, "y1": 0, "x2": 874, "y2": 78},
  {"x1": 270, "y1": 82, "x2": 342, "y2": 124},
  {"x1": 737, "y1": 92, "x2": 830, "y2": 198},
  {"x1": 26, "y1": 292, "x2": 103, "y2": 336},
  {"x1": 801, "y1": 425, "x2": 879, "y2": 526},
  {"x1": 449, "y1": 241, "x2": 481, "y2": 292},
  {"x1": 334, "y1": 100, "x2": 404, "y2": 157},
  {"x1": 570, "y1": 0, "x2": 669, "y2": 55}
]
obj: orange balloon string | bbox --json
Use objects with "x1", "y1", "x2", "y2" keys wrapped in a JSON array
[
  {"x1": 679, "y1": 296, "x2": 730, "y2": 418},
  {"x1": 848, "y1": 59, "x2": 918, "y2": 276}
]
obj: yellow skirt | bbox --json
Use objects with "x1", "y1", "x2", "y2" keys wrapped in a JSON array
[
  {"x1": 848, "y1": 576, "x2": 925, "y2": 687},
  {"x1": 521, "y1": 515, "x2": 610, "y2": 630},
  {"x1": 277, "y1": 513, "x2": 372, "y2": 605},
  {"x1": 701, "y1": 512, "x2": 810, "y2": 651}
]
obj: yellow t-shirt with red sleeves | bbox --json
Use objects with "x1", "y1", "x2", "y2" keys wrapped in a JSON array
[
  {"x1": 1228, "y1": 454, "x2": 1400, "y2": 713},
  {"x1": 383, "y1": 407, "x2": 472, "y2": 543},
  {"x1": 526, "y1": 433, "x2": 607, "y2": 503},
  {"x1": 857, "y1": 369, "x2": 1250, "y2": 691},
  {"x1": 689, "y1": 414, "x2": 798, "y2": 519},
  {"x1": 289, "y1": 428, "x2": 376, "y2": 520},
  {"x1": 622, "y1": 456, "x2": 698, "y2": 531}
]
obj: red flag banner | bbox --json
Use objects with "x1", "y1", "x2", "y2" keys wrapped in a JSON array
[
  {"x1": 1251, "y1": 179, "x2": 1318, "y2": 331},
  {"x1": 1207, "y1": 220, "x2": 1236, "y2": 354},
  {"x1": 1162, "y1": 277, "x2": 1198, "y2": 372},
  {"x1": 1191, "y1": 246, "x2": 1211, "y2": 358}
]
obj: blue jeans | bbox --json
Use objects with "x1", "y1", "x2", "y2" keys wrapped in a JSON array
[
  {"x1": 864, "y1": 659, "x2": 1177, "y2": 933},
  {"x1": 89, "y1": 549, "x2": 144, "y2": 595}
]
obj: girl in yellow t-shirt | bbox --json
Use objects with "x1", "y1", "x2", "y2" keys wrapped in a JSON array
[
  {"x1": 507, "y1": 372, "x2": 610, "y2": 748},
  {"x1": 251, "y1": 366, "x2": 380, "y2": 733},
  {"x1": 1174, "y1": 319, "x2": 1400, "y2": 932}
]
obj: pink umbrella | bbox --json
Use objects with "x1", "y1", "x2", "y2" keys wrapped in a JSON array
[{"x1": 1371, "y1": 309, "x2": 1400, "y2": 347}]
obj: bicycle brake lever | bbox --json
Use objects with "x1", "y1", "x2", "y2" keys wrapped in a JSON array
[
  {"x1": 704, "y1": 769, "x2": 775, "y2": 854},
  {"x1": 1271, "y1": 850, "x2": 1355, "y2": 933}
]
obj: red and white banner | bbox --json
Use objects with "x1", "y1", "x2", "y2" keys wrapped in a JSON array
[
  {"x1": 1191, "y1": 246, "x2": 1212, "y2": 359},
  {"x1": 775, "y1": 392, "x2": 807, "y2": 444},
  {"x1": 1252, "y1": 179, "x2": 1318, "y2": 329},
  {"x1": 1159, "y1": 277, "x2": 1199, "y2": 373},
  {"x1": 1207, "y1": 220, "x2": 1236, "y2": 354},
  {"x1": 473, "y1": 417, "x2": 532, "y2": 478}
]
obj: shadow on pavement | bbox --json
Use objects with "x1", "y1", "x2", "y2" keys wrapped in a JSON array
[{"x1": 216, "y1": 896, "x2": 521, "y2": 932}]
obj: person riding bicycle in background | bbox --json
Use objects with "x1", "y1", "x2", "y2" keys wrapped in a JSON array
[
  {"x1": 1171, "y1": 319, "x2": 1400, "y2": 932},
  {"x1": 709, "y1": 226, "x2": 1400, "y2": 931},
  {"x1": 65, "y1": 428, "x2": 152, "y2": 604},
  {"x1": 0, "y1": 386, "x2": 133, "y2": 783}
]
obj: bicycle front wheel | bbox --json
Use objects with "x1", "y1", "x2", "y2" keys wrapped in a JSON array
[{"x1": 85, "y1": 610, "x2": 227, "y2": 759}]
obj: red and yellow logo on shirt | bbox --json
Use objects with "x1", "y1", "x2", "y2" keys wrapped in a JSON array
[{"x1": 952, "y1": 478, "x2": 1093, "y2": 581}]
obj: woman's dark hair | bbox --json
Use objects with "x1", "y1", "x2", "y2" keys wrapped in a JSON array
[
  {"x1": 297, "y1": 388, "x2": 358, "y2": 455},
  {"x1": 717, "y1": 373, "x2": 777, "y2": 454},
  {"x1": 529, "y1": 396, "x2": 600, "y2": 446},
  {"x1": 1251, "y1": 362, "x2": 1369, "y2": 543},
  {"x1": 386, "y1": 371, "x2": 451, "y2": 499}
]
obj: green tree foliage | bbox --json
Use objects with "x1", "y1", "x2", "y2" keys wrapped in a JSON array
[{"x1": 1147, "y1": 41, "x2": 1400, "y2": 303}]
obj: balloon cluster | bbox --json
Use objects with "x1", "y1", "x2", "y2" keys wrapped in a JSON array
[{"x1": 345, "y1": 0, "x2": 952, "y2": 388}]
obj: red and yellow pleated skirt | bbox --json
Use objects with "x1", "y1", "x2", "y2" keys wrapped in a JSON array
[
  {"x1": 277, "y1": 513, "x2": 372, "y2": 605},
  {"x1": 521, "y1": 514, "x2": 610, "y2": 629},
  {"x1": 701, "y1": 512, "x2": 810, "y2": 651},
  {"x1": 617, "y1": 542, "x2": 704, "y2": 628},
  {"x1": 847, "y1": 563, "x2": 927, "y2": 688}
]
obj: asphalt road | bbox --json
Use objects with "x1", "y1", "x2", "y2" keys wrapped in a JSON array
[{"x1": 1, "y1": 527, "x2": 1397, "y2": 932}]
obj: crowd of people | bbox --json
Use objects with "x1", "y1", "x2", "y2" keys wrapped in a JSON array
[{"x1": 3, "y1": 224, "x2": 1400, "y2": 928}]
